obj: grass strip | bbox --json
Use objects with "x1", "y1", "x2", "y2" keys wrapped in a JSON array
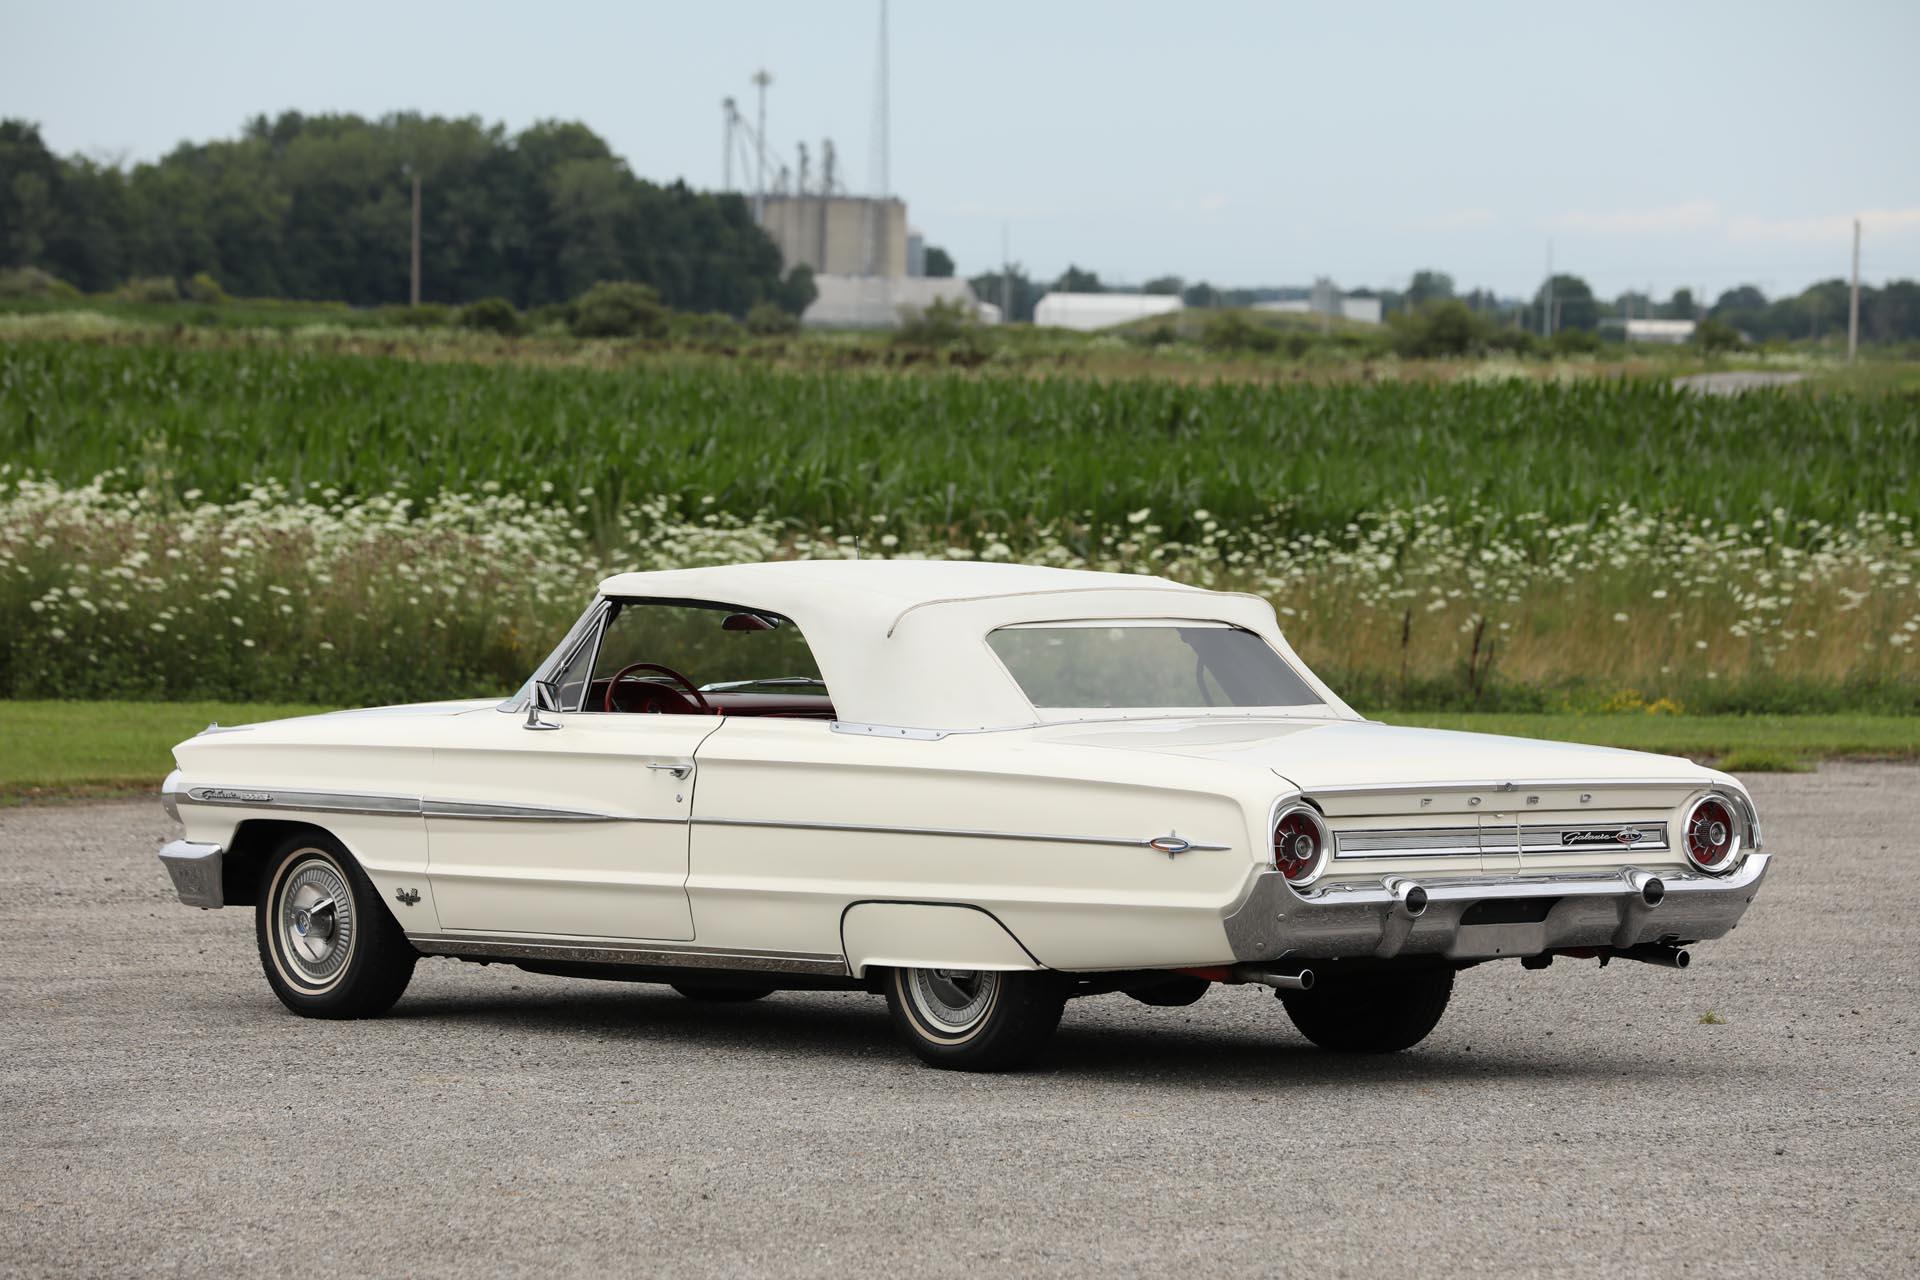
[{"x1": 3, "y1": 702, "x2": 1913, "y2": 802}]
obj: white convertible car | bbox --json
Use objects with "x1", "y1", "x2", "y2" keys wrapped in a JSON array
[{"x1": 158, "y1": 561, "x2": 1767, "y2": 1070}]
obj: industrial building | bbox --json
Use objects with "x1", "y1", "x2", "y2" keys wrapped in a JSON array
[
  {"x1": 1033, "y1": 292, "x2": 1184, "y2": 331},
  {"x1": 758, "y1": 195, "x2": 907, "y2": 280}
]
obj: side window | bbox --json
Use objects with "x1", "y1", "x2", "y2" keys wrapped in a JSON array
[{"x1": 573, "y1": 600, "x2": 827, "y2": 715}]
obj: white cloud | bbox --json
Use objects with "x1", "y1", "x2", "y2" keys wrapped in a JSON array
[
  {"x1": 1551, "y1": 201, "x2": 1720, "y2": 234},
  {"x1": 1729, "y1": 207, "x2": 1920, "y2": 244}
]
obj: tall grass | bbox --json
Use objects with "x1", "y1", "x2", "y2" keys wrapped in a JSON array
[
  {"x1": 2, "y1": 475, "x2": 1912, "y2": 712},
  {"x1": 3, "y1": 341, "x2": 1914, "y2": 551}
]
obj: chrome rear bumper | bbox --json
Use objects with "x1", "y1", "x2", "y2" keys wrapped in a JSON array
[
  {"x1": 158, "y1": 840, "x2": 225, "y2": 908},
  {"x1": 1224, "y1": 854, "x2": 1770, "y2": 963}
]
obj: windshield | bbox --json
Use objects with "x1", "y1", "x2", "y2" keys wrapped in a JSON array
[{"x1": 987, "y1": 621, "x2": 1323, "y2": 710}]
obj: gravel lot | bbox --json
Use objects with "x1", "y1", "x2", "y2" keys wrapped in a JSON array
[{"x1": 3, "y1": 765, "x2": 1916, "y2": 1278}]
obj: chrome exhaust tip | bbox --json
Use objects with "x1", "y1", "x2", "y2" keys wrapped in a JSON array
[
  {"x1": 1385, "y1": 878, "x2": 1429, "y2": 918},
  {"x1": 1232, "y1": 965, "x2": 1315, "y2": 991},
  {"x1": 1614, "y1": 943, "x2": 1690, "y2": 969},
  {"x1": 1625, "y1": 870, "x2": 1666, "y2": 907}
]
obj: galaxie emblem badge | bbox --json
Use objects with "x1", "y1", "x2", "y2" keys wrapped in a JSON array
[
  {"x1": 194, "y1": 787, "x2": 273, "y2": 804},
  {"x1": 395, "y1": 888, "x2": 422, "y2": 906},
  {"x1": 1561, "y1": 828, "x2": 1648, "y2": 847},
  {"x1": 1147, "y1": 835, "x2": 1193, "y2": 855}
]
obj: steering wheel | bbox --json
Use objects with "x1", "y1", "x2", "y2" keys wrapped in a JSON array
[{"x1": 602, "y1": 662, "x2": 715, "y2": 715}]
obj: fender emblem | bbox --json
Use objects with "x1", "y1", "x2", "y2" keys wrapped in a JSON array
[
  {"x1": 1148, "y1": 835, "x2": 1193, "y2": 855},
  {"x1": 194, "y1": 787, "x2": 273, "y2": 804},
  {"x1": 395, "y1": 888, "x2": 421, "y2": 906}
]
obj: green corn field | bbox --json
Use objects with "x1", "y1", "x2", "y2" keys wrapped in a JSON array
[{"x1": 3, "y1": 341, "x2": 1914, "y2": 548}]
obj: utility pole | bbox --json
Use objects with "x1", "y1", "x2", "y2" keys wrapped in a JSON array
[
  {"x1": 1848, "y1": 217, "x2": 1861, "y2": 363},
  {"x1": 752, "y1": 69, "x2": 772, "y2": 222},
  {"x1": 1542, "y1": 240, "x2": 1554, "y2": 339},
  {"x1": 1002, "y1": 221, "x2": 1012, "y2": 322},
  {"x1": 722, "y1": 98, "x2": 736, "y2": 191},
  {"x1": 409, "y1": 170, "x2": 422, "y2": 307}
]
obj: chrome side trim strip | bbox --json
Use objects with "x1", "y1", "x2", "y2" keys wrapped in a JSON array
[
  {"x1": 695, "y1": 815, "x2": 1232, "y2": 852},
  {"x1": 421, "y1": 799, "x2": 672, "y2": 824},
  {"x1": 184, "y1": 786, "x2": 420, "y2": 817},
  {"x1": 179, "y1": 785, "x2": 656, "y2": 825},
  {"x1": 409, "y1": 933, "x2": 849, "y2": 976}
]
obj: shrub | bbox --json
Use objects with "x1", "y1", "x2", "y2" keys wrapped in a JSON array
[
  {"x1": 1693, "y1": 318, "x2": 1743, "y2": 353},
  {"x1": 184, "y1": 272, "x2": 228, "y2": 305},
  {"x1": 674, "y1": 311, "x2": 746, "y2": 345},
  {"x1": 744, "y1": 300, "x2": 798, "y2": 336},
  {"x1": 1391, "y1": 300, "x2": 1487, "y2": 358},
  {"x1": 894, "y1": 297, "x2": 984, "y2": 352},
  {"x1": 0, "y1": 267, "x2": 79, "y2": 299},
  {"x1": 457, "y1": 296, "x2": 525, "y2": 337},
  {"x1": 1198, "y1": 311, "x2": 1281, "y2": 354},
  {"x1": 116, "y1": 276, "x2": 181, "y2": 304},
  {"x1": 570, "y1": 281, "x2": 669, "y2": 339},
  {"x1": 1550, "y1": 327, "x2": 1603, "y2": 355},
  {"x1": 378, "y1": 303, "x2": 454, "y2": 328}
]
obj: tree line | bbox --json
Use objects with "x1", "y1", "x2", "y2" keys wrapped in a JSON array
[
  {"x1": 969, "y1": 262, "x2": 1920, "y2": 343},
  {"x1": 0, "y1": 114, "x2": 814, "y2": 316}
]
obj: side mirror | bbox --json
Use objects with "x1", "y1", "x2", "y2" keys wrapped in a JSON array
[
  {"x1": 722, "y1": 612, "x2": 776, "y2": 632},
  {"x1": 524, "y1": 679, "x2": 563, "y2": 731}
]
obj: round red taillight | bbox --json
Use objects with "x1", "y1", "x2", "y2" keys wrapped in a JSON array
[
  {"x1": 1273, "y1": 806, "x2": 1328, "y2": 884},
  {"x1": 1684, "y1": 796, "x2": 1738, "y2": 871}
]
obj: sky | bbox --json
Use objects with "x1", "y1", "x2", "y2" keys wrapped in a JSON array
[{"x1": 6, "y1": 0, "x2": 1918, "y2": 301}]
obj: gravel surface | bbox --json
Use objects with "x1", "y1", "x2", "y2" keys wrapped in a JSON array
[{"x1": 3, "y1": 765, "x2": 1916, "y2": 1278}]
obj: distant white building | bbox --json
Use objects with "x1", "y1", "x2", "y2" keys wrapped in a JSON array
[
  {"x1": 802, "y1": 275, "x2": 994, "y2": 329},
  {"x1": 1255, "y1": 278, "x2": 1381, "y2": 326},
  {"x1": 1033, "y1": 292, "x2": 1184, "y2": 331},
  {"x1": 1624, "y1": 318, "x2": 1697, "y2": 345}
]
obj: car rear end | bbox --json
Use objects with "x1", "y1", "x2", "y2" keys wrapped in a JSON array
[{"x1": 1227, "y1": 776, "x2": 1768, "y2": 969}]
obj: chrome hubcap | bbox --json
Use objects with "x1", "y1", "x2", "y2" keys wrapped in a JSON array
[
  {"x1": 278, "y1": 857, "x2": 353, "y2": 987},
  {"x1": 908, "y1": 968, "x2": 999, "y2": 1032}
]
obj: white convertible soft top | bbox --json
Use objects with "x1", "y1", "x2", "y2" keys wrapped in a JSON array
[{"x1": 596, "y1": 561, "x2": 1355, "y2": 730}]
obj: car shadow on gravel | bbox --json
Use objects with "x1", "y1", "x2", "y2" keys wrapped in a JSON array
[{"x1": 375, "y1": 983, "x2": 1676, "y2": 1089}]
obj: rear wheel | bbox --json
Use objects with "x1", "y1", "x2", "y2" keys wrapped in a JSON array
[
  {"x1": 255, "y1": 831, "x2": 416, "y2": 1019},
  {"x1": 1279, "y1": 968, "x2": 1453, "y2": 1053},
  {"x1": 670, "y1": 983, "x2": 774, "y2": 1003},
  {"x1": 883, "y1": 967, "x2": 1065, "y2": 1072}
]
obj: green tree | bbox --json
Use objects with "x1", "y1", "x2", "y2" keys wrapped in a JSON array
[
  {"x1": 570, "y1": 281, "x2": 668, "y2": 338},
  {"x1": 968, "y1": 267, "x2": 1038, "y2": 322},
  {"x1": 1053, "y1": 264, "x2": 1103, "y2": 293},
  {"x1": 1406, "y1": 269, "x2": 1455, "y2": 308},
  {"x1": 1661, "y1": 288, "x2": 1698, "y2": 321},
  {"x1": 1533, "y1": 274, "x2": 1599, "y2": 332},
  {"x1": 922, "y1": 246, "x2": 954, "y2": 278},
  {"x1": 1142, "y1": 275, "x2": 1184, "y2": 296}
]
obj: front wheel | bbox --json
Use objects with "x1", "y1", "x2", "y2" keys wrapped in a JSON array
[
  {"x1": 255, "y1": 831, "x2": 416, "y2": 1018},
  {"x1": 1279, "y1": 968, "x2": 1454, "y2": 1053},
  {"x1": 883, "y1": 967, "x2": 1065, "y2": 1072}
]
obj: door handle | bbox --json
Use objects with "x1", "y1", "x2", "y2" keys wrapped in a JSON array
[{"x1": 647, "y1": 761, "x2": 694, "y2": 779}]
